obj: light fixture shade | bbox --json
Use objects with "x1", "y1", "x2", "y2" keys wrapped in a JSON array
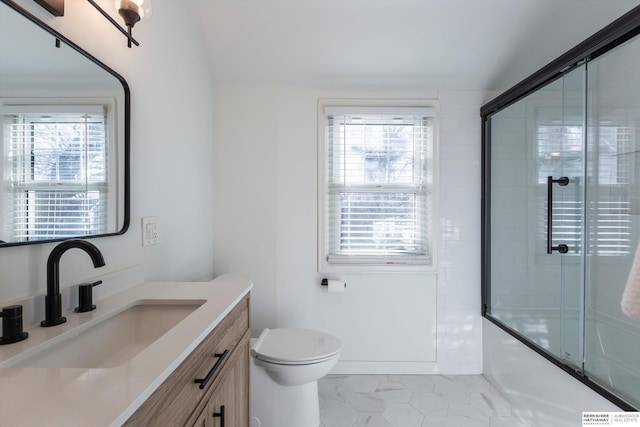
[{"x1": 115, "y1": 0, "x2": 152, "y2": 25}]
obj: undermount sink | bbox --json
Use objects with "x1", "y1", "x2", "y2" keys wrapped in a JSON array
[{"x1": 5, "y1": 300, "x2": 204, "y2": 369}]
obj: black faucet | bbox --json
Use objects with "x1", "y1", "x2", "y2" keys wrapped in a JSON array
[{"x1": 41, "y1": 239, "x2": 106, "y2": 327}]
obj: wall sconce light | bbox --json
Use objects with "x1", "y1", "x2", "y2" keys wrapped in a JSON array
[{"x1": 87, "y1": 0, "x2": 151, "y2": 48}]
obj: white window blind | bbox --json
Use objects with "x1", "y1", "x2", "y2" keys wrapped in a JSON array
[
  {"x1": 2, "y1": 106, "x2": 109, "y2": 242},
  {"x1": 321, "y1": 105, "x2": 435, "y2": 266}
]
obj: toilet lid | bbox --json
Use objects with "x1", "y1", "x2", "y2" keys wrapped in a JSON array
[{"x1": 252, "y1": 328, "x2": 342, "y2": 365}]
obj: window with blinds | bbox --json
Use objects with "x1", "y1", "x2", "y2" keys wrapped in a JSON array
[
  {"x1": 319, "y1": 103, "x2": 436, "y2": 267},
  {"x1": 2, "y1": 106, "x2": 109, "y2": 242}
]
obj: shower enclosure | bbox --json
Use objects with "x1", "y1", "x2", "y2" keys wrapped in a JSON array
[{"x1": 482, "y1": 6, "x2": 640, "y2": 410}]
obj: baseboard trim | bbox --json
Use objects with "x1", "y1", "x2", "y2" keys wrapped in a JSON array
[{"x1": 331, "y1": 361, "x2": 438, "y2": 375}]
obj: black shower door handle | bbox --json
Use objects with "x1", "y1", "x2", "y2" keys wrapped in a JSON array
[{"x1": 547, "y1": 176, "x2": 570, "y2": 254}]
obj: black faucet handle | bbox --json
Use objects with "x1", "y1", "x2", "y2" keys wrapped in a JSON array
[
  {"x1": 0, "y1": 305, "x2": 29, "y2": 345},
  {"x1": 74, "y1": 280, "x2": 103, "y2": 313}
]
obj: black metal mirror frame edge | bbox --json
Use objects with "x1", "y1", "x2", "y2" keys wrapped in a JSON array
[
  {"x1": 479, "y1": 5, "x2": 640, "y2": 411},
  {"x1": 0, "y1": 0, "x2": 131, "y2": 248}
]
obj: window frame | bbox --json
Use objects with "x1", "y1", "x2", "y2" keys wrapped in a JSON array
[{"x1": 317, "y1": 99, "x2": 439, "y2": 273}]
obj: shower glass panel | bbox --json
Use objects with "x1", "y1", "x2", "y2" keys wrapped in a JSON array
[
  {"x1": 483, "y1": 5, "x2": 640, "y2": 410},
  {"x1": 488, "y1": 66, "x2": 585, "y2": 364},
  {"x1": 584, "y1": 34, "x2": 640, "y2": 406}
]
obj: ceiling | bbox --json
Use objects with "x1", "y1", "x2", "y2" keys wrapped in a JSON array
[{"x1": 188, "y1": 0, "x2": 640, "y2": 92}]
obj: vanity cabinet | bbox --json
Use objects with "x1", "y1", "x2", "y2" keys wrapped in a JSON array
[
  {"x1": 190, "y1": 340, "x2": 249, "y2": 427},
  {"x1": 124, "y1": 296, "x2": 250, "y2": 427}
]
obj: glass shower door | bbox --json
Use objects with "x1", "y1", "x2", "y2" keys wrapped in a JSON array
[
  {"x1": 483, "y1": 6, "x2": 640, "y2": 408},
  {"x1": 556, "y1": 66, "x2": 585, "y2": 367},
  {"x1": 489, "y1": 66, "x2": 585, "y2": 364},
  {"x1": 584, "y1": 34, "x2": 640, "y2": 407}
]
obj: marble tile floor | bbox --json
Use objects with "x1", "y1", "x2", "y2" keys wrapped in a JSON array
[{"x1": 319, "y1": 374, "x2": 532, "y2": 427}]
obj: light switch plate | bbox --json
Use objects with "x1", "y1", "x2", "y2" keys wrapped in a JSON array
[{"x1": 142, "y1": 216, "x2": 159, "y2": 246}]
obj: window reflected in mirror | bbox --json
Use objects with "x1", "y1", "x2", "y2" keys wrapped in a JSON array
[{"x1": 1, "y1": 101, "x2": 117, "y2": 242}]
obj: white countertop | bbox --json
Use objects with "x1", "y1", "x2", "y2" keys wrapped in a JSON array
[{"x1": 0, "y1": 274, "x2": 253, "y2": 427}]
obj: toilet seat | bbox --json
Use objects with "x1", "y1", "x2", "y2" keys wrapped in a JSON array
[
  {"x1": 251, "y1": 328, "x2": 342, "y2": 365},
  {"x1": 250, "y1": 327, "x2": 342, "y2": 425}
]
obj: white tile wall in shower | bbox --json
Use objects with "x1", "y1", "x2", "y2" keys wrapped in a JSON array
[{"x1": 436, "y1": 91, "x2": 485, "y2": 374}]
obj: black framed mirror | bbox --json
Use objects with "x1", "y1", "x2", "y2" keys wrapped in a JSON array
[{"x1": 0, "y1": 0, "x2": 130, "y2": 247}]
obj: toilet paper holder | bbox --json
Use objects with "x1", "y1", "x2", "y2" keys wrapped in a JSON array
[{"x1": 321, "y1": 278, "x2": 347, "y2": 288}]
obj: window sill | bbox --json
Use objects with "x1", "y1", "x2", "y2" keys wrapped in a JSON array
[{"x1": 319, "y1": 262, "x2": 437, "y2": 274}]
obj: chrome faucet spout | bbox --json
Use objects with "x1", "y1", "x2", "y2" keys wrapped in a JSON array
[{"x1": 41, "y1": 239, "x2": 106, "y2": 327}]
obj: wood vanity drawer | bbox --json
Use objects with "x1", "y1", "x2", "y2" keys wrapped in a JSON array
[
  {"x1": 124, "y1": 296, "x2": 249, "y2": 427},
  {"x1": 188, "y1": 331, "x2": 250, "y2": 427}
]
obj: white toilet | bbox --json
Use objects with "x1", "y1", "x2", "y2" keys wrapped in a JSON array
[{"x1": 250, "y1": 328, "x2": 342, "y2": 427}]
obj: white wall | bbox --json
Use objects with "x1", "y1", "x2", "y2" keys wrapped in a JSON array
[
  {"x1": 2, "y1": 0, "x2": 485, "y2": 375},
  {"x1": 212, "y1": 82, "x2": 484, "y2": 374},
  {"x1": 0, "y1": 0, "x2": 215, "y2": 305}
]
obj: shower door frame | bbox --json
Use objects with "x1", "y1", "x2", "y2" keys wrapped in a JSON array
[{"x1": 481, "y1": 5, "x2": 640, "y2": 411}]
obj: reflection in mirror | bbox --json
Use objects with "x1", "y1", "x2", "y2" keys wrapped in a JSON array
[{"x1": 0, "y1": 0, "x2": 129, "y2": 246}]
